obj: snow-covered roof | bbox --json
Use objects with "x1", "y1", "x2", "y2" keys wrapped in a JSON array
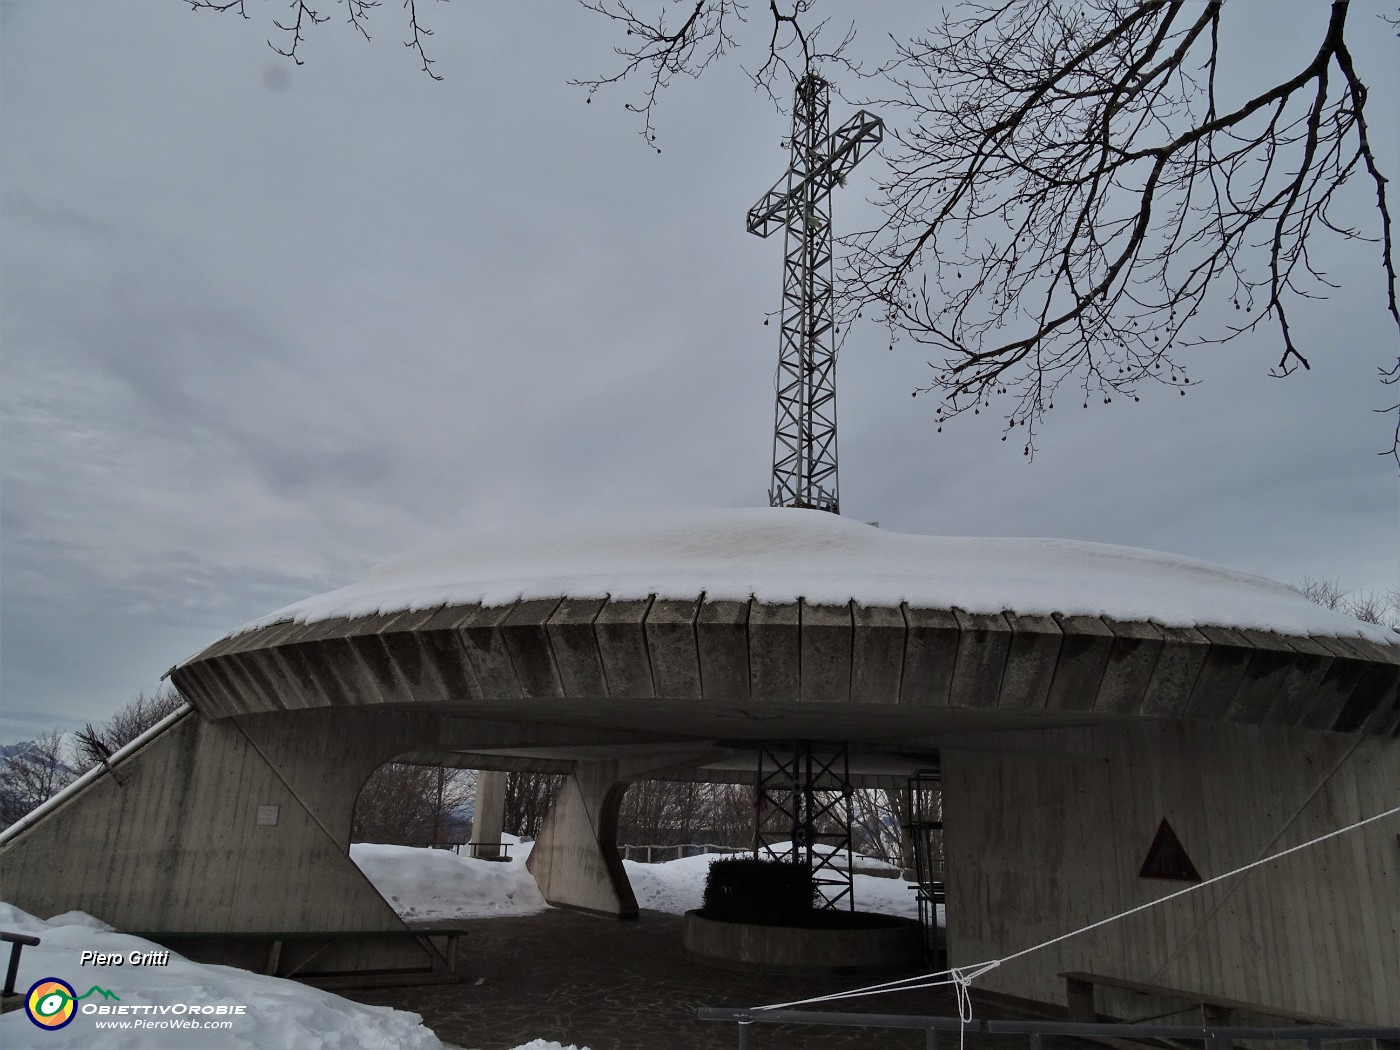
[{"x1": 238, "y1": 508, "x2": 1394, "y2": 645}]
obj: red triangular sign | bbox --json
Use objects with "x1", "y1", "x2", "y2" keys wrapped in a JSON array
[{"x1": 1139, "y1": 818, "x2": 1201, "y2": 882}]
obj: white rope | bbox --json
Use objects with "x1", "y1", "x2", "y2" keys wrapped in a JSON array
[{"x1": 751, "y1": 801, "x2": 1400, "y2": 1014}]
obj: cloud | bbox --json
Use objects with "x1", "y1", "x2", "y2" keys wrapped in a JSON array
[{"x1": 2, "y1": 0, "x2": 1396, "y2": 740}]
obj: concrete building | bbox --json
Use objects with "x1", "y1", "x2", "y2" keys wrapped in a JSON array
[{"x1": 1, "y1": 510, "x2": 1395, "y2": 1020}]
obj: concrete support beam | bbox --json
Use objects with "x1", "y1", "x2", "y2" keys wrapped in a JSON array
[
  {"x1": 470, "y1": 770, "x2": 507, "y2": 860},
  {"x1": 502, "y1": 598, "x2": 566, "y2": 698},
  {"x1": 1046, "y1": 615, "x2": 1114, "y2": 711},
  {"x1": 950, "y1": 609, "x2": 1011, "y2": 708},
  {"x1": 547, "y1": 598, "x2": 609, "y2": 698},
  {"x1": 901, "y1": 605, "x2": 958, "y2": 706},
  {"x1": 646, "y1": 599, "x2": 703, "y2": 698},
  {"x1": 594, "y1": 599, "x2": 655, "y2": 698},
  {"x1": 851, "y1": 603, "x2": 904, "y2": 704},
  {"x1": 801, "y1": 602, "x2": 852, "y2": 704},
  {"x1": 415, "y1": 605, "x2": 485, "y2": 702},
  {"x1": 526, "y1": 760, "x2": 637, "y2": 918},
  {"x1": 697, "y1": 600, "x2": 750, "y2": 701},
  {"x1": 462, "y1": 603, "x2": 525, "y2": 698},
  {"x1": 749, "y1": 601, "x2": 800, "y2": 701},
  {"x1": 999, "y1": 613, "x2": 1062, "y2": 710}
]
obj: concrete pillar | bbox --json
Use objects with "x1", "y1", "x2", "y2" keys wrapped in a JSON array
[
  {"x1": 525, "y1": 759, "x2": 637, "y2": 918},
  {"x1": 470, "y1": 770, "x2": 507, "y2": 860}
]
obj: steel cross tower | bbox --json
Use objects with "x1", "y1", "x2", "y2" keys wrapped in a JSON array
[{"x1": 748, "y1": 76, "x2": 882, "y2": 514}]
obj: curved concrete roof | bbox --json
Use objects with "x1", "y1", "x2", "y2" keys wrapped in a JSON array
[
  {"x1": 173, "y1": 511, "x2": 1399, "y2": 741},
  {"x1": 236, "y1": 509, "x2": 1393, "y2": 644}
]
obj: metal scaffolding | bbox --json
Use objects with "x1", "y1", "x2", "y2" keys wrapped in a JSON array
[
  {"x1": 753, "y1": 740, "x2": 856, "y2": 911},
  {"x1": 903, "y1": 767, "x2": 945, "y2": 963},
  {"x1": 747, "y1": 75, "x2": 882, "y2": 515}
]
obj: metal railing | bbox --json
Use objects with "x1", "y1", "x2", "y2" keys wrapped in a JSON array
[
  {"x1": 395, "y1": 840, "x2": 468, "y2": 853},
  {"x1": 615, "y1": 841, "x2": 908, "y2": 872},
  {"x1": 697, "y1": 1007, "x2": 1400, "y2": 1050},
  {"x1": 3, "y1": 931, "x2": 41, "y2": 999}
]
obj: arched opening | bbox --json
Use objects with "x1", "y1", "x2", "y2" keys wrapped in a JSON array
[
  {"x1": 351, "y1": 760, "x2": 475, "y2": 849},
  {"x1": 345, "y1": 758, "x2": 561, "y2": 925}
]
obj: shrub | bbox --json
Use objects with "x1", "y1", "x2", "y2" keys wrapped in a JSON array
[{"x1": 700, "y1": 857, "x2": 816, "y2": 926}]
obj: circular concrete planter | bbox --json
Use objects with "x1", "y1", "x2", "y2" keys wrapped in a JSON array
[{"x1": 682, "y1": 910, "x2": 924, "y2": 974}]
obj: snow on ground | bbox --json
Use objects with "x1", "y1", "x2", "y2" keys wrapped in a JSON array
[
  {"x1": 228, "y1": 507, "x2": 1393, "y2": 643},
  {"x1": 2, "y1": 845, "x2": 923, "y2": 1048},
  {"x1": 623, "y1": 851, "x2": 925, "y2": 920},
  {"x1": 0, "y1": 904, "x2": 446, "y2": 1049},
  {"x1": 349, "y1": 835, "x2": 549, "y2": 921},
  {"x1": 351, "y1": 840, "x2": 931, "y2": 925},
  {"x1": 622, "y1": 852, "x2": 723, "y2": 915}
]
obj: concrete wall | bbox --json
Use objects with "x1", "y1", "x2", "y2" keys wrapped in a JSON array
[
  {"x1": 942, "y1": 720, "x2": 1399, "y2": 1023},
  {"x1": 0, "y1": 708, "x2": 446, "y2": 971}
]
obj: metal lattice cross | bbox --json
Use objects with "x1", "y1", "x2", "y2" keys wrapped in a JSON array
[{"x1": 748, "y1": 75, "x2": 882, "y2": 515}]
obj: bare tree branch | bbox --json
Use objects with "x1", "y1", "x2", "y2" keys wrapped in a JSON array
[
  {"x1": 1298, "y1": 576, "x2": 1400, "y2": 628},
  {"x1": 572, "y1": 0, "x2": 858, "y2": 148},
  {"x1": 839, "y1": 0, "x2": 1397, "y2": 463},
  {"x1": 186, "y1": 0, "x2": 447, "y2": 78},
  {"x1": 352, "y1": 763, "x2": 474, "y2": 842},
  {"x1": 72, "y1": 688, "x2": 185, "y2": 773}
]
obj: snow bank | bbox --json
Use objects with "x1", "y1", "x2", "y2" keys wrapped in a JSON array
[
  {"x1": 349, "y1": 842, "x2": 926, "y2": 926},
  {"x1": 225, "y1": 508, "x2": 1393, "y2": 644},
  {"x1": 623, "y1": 852, "x2": 721, "y2": 915},
  {"x1": 0, "y1": 904, "x2": 444, "y2": 1049},
  {"x1": 623, "y1": 851, "x2": 923, "y2": 920},
  {"x1": 349, "y1": 837, "x2": 548, "y2": 921}
]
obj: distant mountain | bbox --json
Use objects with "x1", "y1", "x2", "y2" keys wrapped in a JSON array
[
  {"x1": 0, "y1": 738, "x2": 78, "y2": 777},
  {"x1": 1, "y1": 737, "x2": 81, "y2": 829}
]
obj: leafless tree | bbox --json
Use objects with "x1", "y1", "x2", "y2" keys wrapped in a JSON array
[
  {"x1": 582, "y1": 0, "x2": 1399, "y2": 463},
  {"x1": 1298, "y1": 576, "x2": 1400, "y2": 628},
  {"x1": 503, "y1": 771, "x2": 564, "y2": 839},
  {"x1": 705, "y1": 782, "x2": 759, "y2": 846},
  {"x1": 185, "y1": 0, "x2": 445, "y2": 79},
  {"x1": 618, "y1": 778, "x2": 759, "y2": 846},
  {"x1": 3, "y1": 689, "x2": 189, "y2": 828},
  {"x1": 0, "y1": 732, "x2": 77, "y2": 830},
  {"x1": 850, "y1": 786, "x2": 915, "y2": 867},
  {"x1": 1344, "y1": 586, "x2": 1400, "y2": 627},
  {"x1": 73, "y1": 688, "x2": 186, "y2": 774},
  {"x1": 352, "y1": 762, "x2": 474, "y2": 843}
]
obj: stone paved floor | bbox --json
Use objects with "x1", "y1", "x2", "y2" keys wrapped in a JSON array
[{"x1": 347, "y1": 910, "x2": 1056, "y2": 1050}]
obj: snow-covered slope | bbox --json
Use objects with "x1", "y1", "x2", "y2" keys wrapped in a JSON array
[
  {"x1": 230, "y1": 508, "x2": 1392, "y2": 644},
  {"x1": 0, "y1": 904, "x2": 445, "y2": 1049},
  {"x1": 349, "y1": 836, "x2": 549, "y2": 921},
  {"x1": 1, "y1": 843, "x2": 924, "y2": 1048}
]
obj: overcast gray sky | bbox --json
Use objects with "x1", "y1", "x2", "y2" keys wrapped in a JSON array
[{"x1": 2, "y1": 1, "x2": 1397, "y2": 743}]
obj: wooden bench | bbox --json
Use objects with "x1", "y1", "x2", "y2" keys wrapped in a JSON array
[{"x1": 1062, "y1": 970, "x2": 1354, "y2": 1027}]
